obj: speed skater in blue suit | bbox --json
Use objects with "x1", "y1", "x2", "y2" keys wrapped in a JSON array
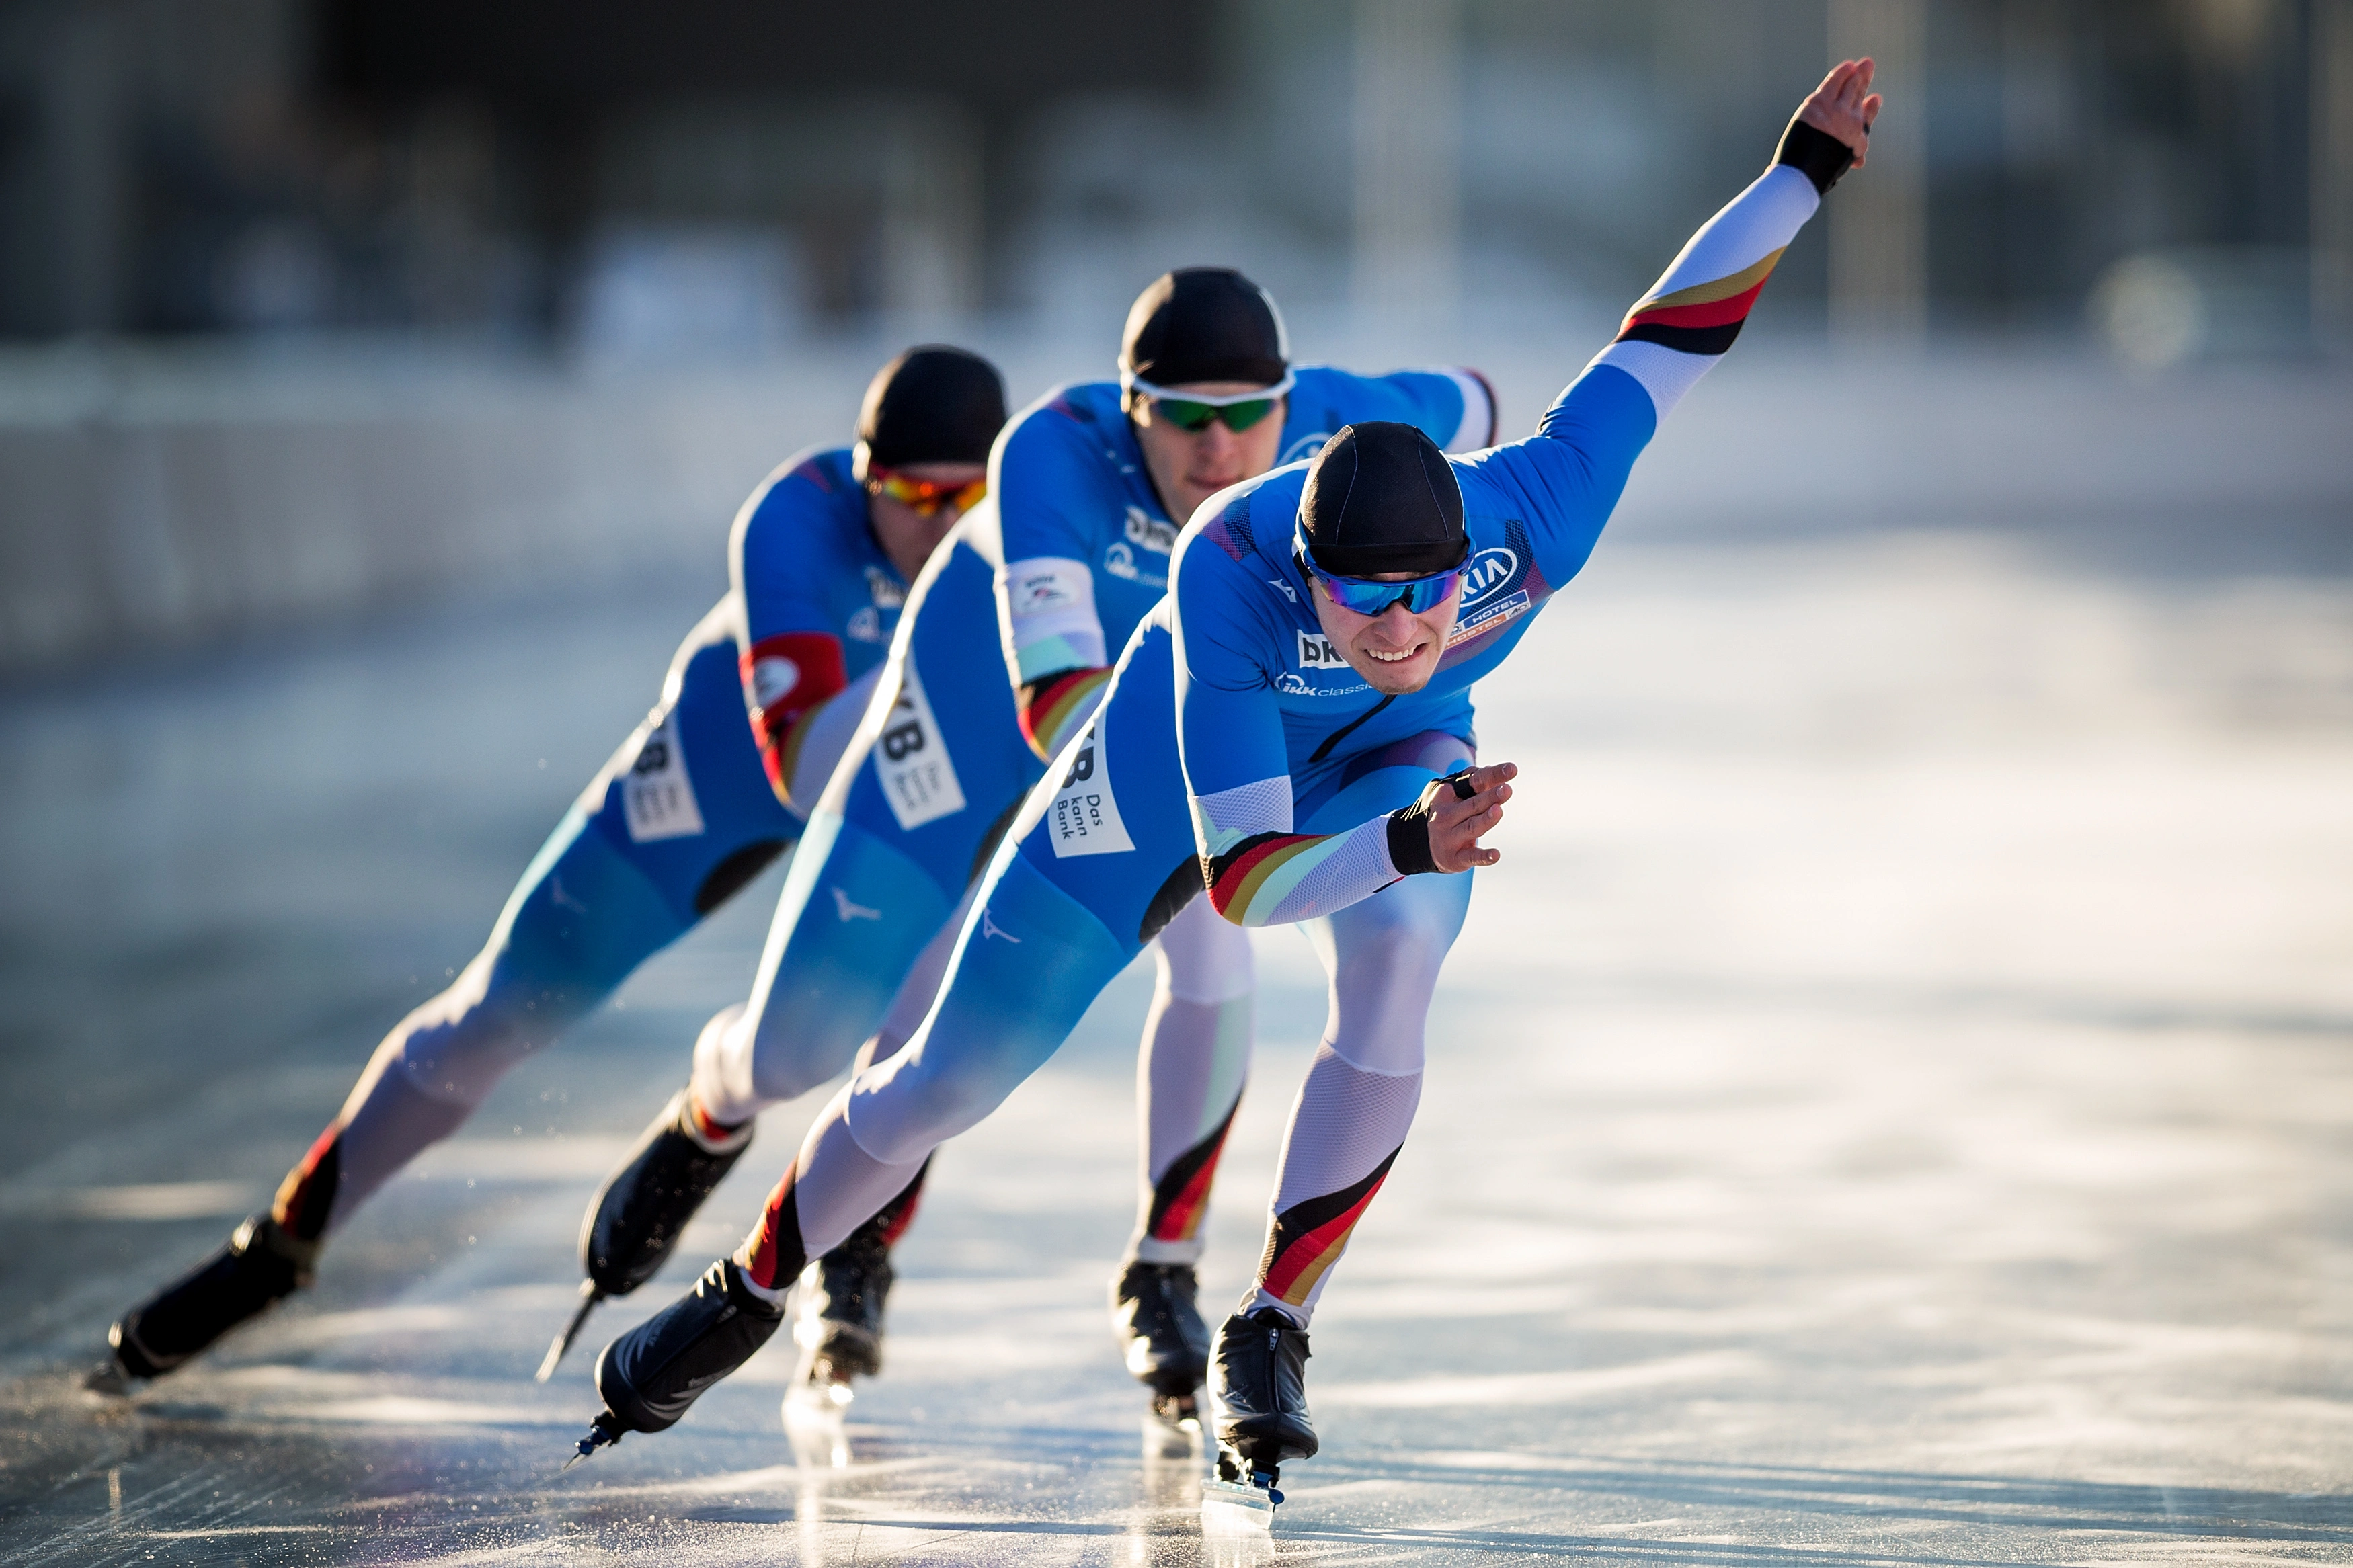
[
  {"x1": 580, "y1": 270, "x2": 1498, "y2": 1415},
  {"x1": 571, "y1": 63, "x2": 1886, "y2": 1497},
  {"x1": 97, "y1": 347, "x2": 1009, "y2": 1387}
]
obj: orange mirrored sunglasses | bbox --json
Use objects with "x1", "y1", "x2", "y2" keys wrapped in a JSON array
[{"x1": 867, "y1": 469, "x2": 988, "y2": 517}]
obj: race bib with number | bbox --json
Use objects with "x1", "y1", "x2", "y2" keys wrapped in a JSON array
[
  {"x1": 875, "y1": 663, "x2": 967, "y2": 831},
  {"x1": 622, "y1": 712, "x2": 706, "y2": 843},
  {"x1": 1046, "y1": 725, "x2": 1135, "y2": 858}
]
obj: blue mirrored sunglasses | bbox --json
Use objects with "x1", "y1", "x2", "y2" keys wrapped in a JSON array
[{"x1": 1295, "y1": 550, "x2": 1466, "y2": 616}]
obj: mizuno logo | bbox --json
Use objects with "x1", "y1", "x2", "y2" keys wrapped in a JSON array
[{"x1": 832, "y1": 887, "x2": 881, "y2": 922}]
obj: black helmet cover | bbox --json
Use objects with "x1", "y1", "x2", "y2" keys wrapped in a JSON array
[
  {"x1": 854, "y1": 345, "x2": 1007, "y2": 474},
  {"x1": 1119, "y1": 267, "x2": 1290, "y2": 391},
  {"x1": 1294, "y1": 421, "x2": 1468, "y2": 578}
]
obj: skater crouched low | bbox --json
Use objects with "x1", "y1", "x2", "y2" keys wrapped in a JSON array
[{"x1": 570, "y1": 60, "x2": 1883, "y2": 1508}]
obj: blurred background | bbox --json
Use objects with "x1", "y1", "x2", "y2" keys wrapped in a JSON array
[
  {"x1": 0, "y1": 0, "x2": 2345, "y2": 671},
  {"x1": 3, "y1": 6, "x2": 2351, "y2": 1554}
]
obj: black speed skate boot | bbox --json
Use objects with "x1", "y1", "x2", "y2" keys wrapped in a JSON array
[
  {"x1": 1111, "y1": 1262, "x2": 1211, "y2": 1428},
  {"x1": 99, "y1": 1213, "x2": 319, "y2": 1387},
  {"x1": 571, "y1": 1258, "x2": 783, "y2": 1462},
  {"x1": 540, "y1": 1088, "x2": 752, "y2": 1380},
  {"x1": 1204, "y1": 1307, "x2": 1315, "y2": 1526},
  {"x1": 787, "y1": 1162, "x2": 925, "y2": 1416},
  {"x1": 791, "y1": 1212, "x2": 894, "y2": 1403}
]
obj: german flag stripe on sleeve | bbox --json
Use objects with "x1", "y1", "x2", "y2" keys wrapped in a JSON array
[
  {"x1": 1020, "y1": 665, "x2": 1111, "y2": 761},
  {"x1": 1584, "y1": 163, "x2": 1821, "y2": 422}
]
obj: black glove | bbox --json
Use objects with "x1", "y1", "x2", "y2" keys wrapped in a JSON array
[
  {"x1": 1386, "y1": 768, "x2": 1478, "y2": 876},
  {"x1": 1775, "y1": 116, "x2": 1859, "y2": 195}
]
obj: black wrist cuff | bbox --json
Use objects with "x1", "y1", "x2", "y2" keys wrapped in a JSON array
[
  {"x1": 1386, "y1": 769, "x2": 1476, "y2": 876},
  {"x1": 1775, "y1": 117, "x2": 1856, "y2": 195}
]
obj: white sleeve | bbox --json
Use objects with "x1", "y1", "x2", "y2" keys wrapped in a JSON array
[
  {"x1": 994, "y1": 555, "x2": 1107, "y2": 688},
  {"x1": 1440, "y1": 368, "x2": 1497, "y2": 451}
]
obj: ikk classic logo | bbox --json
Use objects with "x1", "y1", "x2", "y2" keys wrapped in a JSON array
[{"x1": 1104, "y1": 506, "x2": 1176, "y2": 587}]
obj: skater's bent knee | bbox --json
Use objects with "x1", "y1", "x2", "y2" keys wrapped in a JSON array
[
  {"x1": 1156, "y1": 899, "x2": 1254, "y2": 1005},
  {"x1": 848, "y1": 1051, "x2": 1029, "y2": 1158}
]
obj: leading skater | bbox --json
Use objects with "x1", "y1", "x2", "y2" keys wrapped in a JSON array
[
  {"x1": 96, "y1": 348, "x2": 1006, "y2": 1385},
  {"x1": 571, "y1": 270, "x2": 1495, "y2": 1412},
  {"x1": 570, "y1": 59, "x2": 1882, "y2": 1485}
]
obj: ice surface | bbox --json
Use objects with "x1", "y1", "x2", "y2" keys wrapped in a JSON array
[{"x1": 3, "y1": 368, "x2": 2352, "y2": 1562}]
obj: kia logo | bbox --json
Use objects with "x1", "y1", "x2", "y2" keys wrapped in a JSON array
[{"x1": 1459, "y1": 547, "x2": 1518, "y2": 606}]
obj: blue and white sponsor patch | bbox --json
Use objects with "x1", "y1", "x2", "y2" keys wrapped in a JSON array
[
  {"x1": 1046, "y1": 724, "x2": 1135, "y2": 857},
  {"x1": 874, "y1": 663, "x2": 966, "y2": 831},
  {"x1": 1445, "y1": 588, "x2": 1531, "y2": 649},
  {"x1": 622, "y1": 711, "x2": 705, "y2": 842}
]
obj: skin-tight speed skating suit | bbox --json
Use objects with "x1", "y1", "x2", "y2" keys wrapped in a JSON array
[
  {"x1": 685, "y1": 370, "x2": 1496, "y2": 1280},
  {"x1": 264, "y1": 446, "x2": 902, "y2": 1248},
  {"x1": 725, "y1": 154, "x2": 1830, "y2": 1327}
]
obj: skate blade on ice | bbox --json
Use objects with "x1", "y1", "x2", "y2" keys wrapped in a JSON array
[
  {"x1": 783, "y1": 1378, "x2": 854, "y2": 1469},
  {"x1": 1144, "y1": 1389, "x2": 1203, "y2": 1463},
  {"x1": 1201, "y1": 1475, "x2": 1277, "y2": 1534},
  {"x1": 83, "y1": 1360, "x2": 131, "y2": 1397},
  {"x1": 1143, "y1": 1407, "x2": 1203, "y2": 1462},
  {"x1": 535, "y1": 1282, "x2": 603, "y2": 1383}
]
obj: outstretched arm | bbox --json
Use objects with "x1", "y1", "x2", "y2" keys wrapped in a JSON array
[
  {"x1": 1590, "y1": 58, "x2": 1878, "y2": 423},
  {"x1": 1474, "y1": 61, "x2": 1882, "y2": 588}
]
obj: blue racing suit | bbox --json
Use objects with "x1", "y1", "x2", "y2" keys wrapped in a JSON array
[
  {"x1": 701, "y1": 370, "x2": 1494, "y2": 1277},
  {"x1": 274, "y1": 446, "x2": 908, "y2": 1240},
  {"x1": 731, "y1": 156, "x2": 1831, "y2": 1323}
]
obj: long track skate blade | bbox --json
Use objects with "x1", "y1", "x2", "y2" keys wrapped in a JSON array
[
  {"x1": 784, "y1": 1380, "x2": 854, "y2": 1469},
  {"x1": 561, "y1": 1413, "x2": 621, "y2": 1472},
  {"x1": 1201, "y1": 1476, "x2": 1277, "y2": 1534},
  {"x1": 1142, "y1": 1409, "x2": 1201, "y2": 1462},
  {"x1": 535, "y1": 1283, "x2": 603, "y2": 1383}
]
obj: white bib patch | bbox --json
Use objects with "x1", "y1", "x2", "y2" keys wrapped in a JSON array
[
  {"x1": 1296, "y1": 629, "x2": 1345, "y2": 669},
  {"x1": 622, "y1": 712, "x2": 706, "y2": 842},
  {"x1": 1046, "y1": 725, "x2": 1135, "y2": 858},
  {"x1": 874, "y1": 663, "x2": 967, "y2": 831}
]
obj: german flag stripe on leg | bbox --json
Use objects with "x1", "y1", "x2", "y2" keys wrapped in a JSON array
[
  {"x1": 1255, "y1": 1147, "x2": 1400, "y2": 1308},
  {"x1": 1146, "y1": 1099, "x2": 1241, "y2": 1244},
  {"x1": 736, "y1": 1170, "x2": 807, "y2": 1292}
]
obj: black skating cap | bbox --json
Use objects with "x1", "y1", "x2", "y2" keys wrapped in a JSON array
[
  {"x1": 1297, "y1": 422, "x2": 1468, "y2": 578},
  {"x1": 856, "y1": 345, "x2": 1008, "y2": 470},
  {"x1": 1119, "y1": 268, "x2": 1289, "y2": 388}
]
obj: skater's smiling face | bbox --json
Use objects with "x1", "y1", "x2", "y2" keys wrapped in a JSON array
[{"x1": 1310, "y1": 571, "x2": 1462, "y2": 694}]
